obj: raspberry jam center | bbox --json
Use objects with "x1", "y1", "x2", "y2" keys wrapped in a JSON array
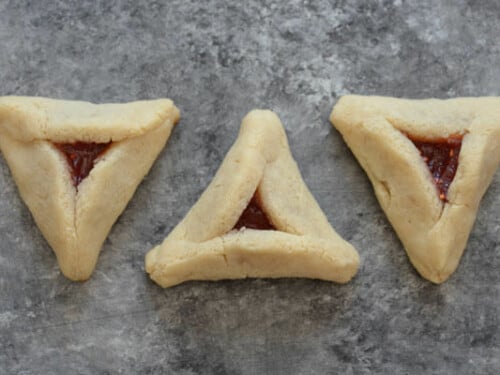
[
  {"x1": 55, "y1": 142, "x2": 111, "y2": 187},
  {"x1": 409, "y1": 135, "x2": 463, "y2": 202},
  {"x1": 233, "y1": 194, "x2": 275, "y2": 230}
]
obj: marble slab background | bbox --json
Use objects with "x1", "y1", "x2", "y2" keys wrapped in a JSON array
[{"x1": 0, "y1": 1, "x2": 499, "y2": 374}]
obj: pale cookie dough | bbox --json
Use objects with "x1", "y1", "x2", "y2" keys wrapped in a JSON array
[
  {"x1": 330, "y1": 95, "x2": 500, "y2": 283},
  {"x1": 0, "y1": 96, "x2": 180, "y2": 281},
  {"x1": 146, "y1": 109, "x2": 360, "y2": 288}
]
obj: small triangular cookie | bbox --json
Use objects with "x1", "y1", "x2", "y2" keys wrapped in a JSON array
[
  {"x1": 330, "y1": 95, "x2": 500, "y2": 283},
  {"x1": 145, "y1": 110, "x2": 359, "y2": 288},
  {"x1": 0, "y1": 96, "x2": 180, "y2": 281}
]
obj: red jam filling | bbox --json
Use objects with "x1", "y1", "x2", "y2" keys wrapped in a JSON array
[
  {"x1": 233, "y1": 194, "x2": 276, "y2": 230},
  {"x1": 55, "y1": 142, "x2": 111, "y2": 187},
  {"x1": 409, "y1": 134, "x2": 463, "y2": 202}
]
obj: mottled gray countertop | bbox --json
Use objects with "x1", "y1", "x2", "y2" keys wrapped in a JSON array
[{"x1": 0, "y1": 1, "x2": 499, "y2": 374}]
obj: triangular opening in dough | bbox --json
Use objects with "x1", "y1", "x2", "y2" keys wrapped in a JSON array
[
  {"x1": 233, "y1": 192, "x2": 276, "y2": 231},
  {"x1": 54, "y1": 141, "x2": 112, "y2": 188},
  {"x1": 330, "y1": 95, "x2": 500, "y2": 283},
  {"x1": 406, "y1": 133, "x2": 463, "y2": 202},
  {"x1": 145, "y1": 109, "x2": 359, "y2": 288},
  {"x1": 0, "y1": 96, "x2": 180, "y2": 281}
]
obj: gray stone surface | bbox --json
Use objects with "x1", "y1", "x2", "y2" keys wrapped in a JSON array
[{"x1": 0, "y1": 0, "x2": 499, "y2": 373}]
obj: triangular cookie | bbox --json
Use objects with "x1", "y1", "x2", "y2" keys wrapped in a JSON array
[
  {"x1": 145, "y1": 110, "x2": 359, "y2": 288},
  {"x1": 330, "y1": 95, "x2": 500, "y2": 283},
  {"x1": 0, "y1": 96, "x2": 180, "y2": 281}
]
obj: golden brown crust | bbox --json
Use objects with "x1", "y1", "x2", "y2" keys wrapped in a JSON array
[
  {"x1": 0, "y1": 96, "x2": 180, "y2": 280},
  {"x1": 146, "y1": 109, "x2": 360, "y2": 288},
  {"x1": 330, "y1": 95, "x2": 500, "y2": 283}
]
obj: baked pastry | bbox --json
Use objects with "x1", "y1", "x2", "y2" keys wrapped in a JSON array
[
  {"x1": 146, "y1": 110, "x2": 360, "y2": 288},
  {"x1": 146, "y1": 110, "x2": 359, "y2": 287},
  {"x1": 0, "y1": 96, "x2": 180, "y2": 281},
  {"x1": 330, "y1": 95, "x2": 500, "y2": 283}
]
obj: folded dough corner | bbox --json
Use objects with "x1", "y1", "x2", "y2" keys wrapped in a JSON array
[
  {"x1": 330, "y1": 95, "x2": 500, "y2": 283},
  {"x1": 0, "y1": 96, "x2": 180, "y2": 281},
  {"x1": 145, "y1": 109, "x2": 360, "y2": 288}
]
